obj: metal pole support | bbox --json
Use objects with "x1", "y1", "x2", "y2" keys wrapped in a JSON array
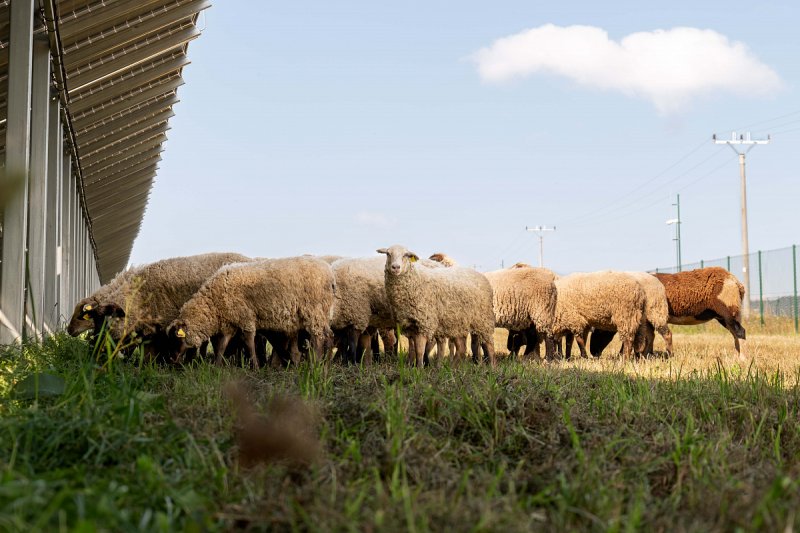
[{"x1": 758, "y1": 250, "x2": 764, "y2": 326}]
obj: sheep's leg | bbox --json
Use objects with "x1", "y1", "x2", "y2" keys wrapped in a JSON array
[
  {"x1": 633, "y1": 321, "x2": 653, "y2": 358},
  {"x1": 435, "y1": 337, "x2": 446, "y2": 363},
  {"x1": 507, "y1": 330, "x2": 522, "y2": 358},
  {"x1": 522, "y1": 326, "x2": 540, "y2": 359},
  {"x1": 242, "y1": 330, "x2": 260, "y2": 370},
  {"x1": 381, "y1": 329, "x2": 397, "y2": 357},
  {"x1": 423, "y1": 339, "x2": 432, "y2": 367},
  {"x1": 214, "y1": 333, "x2": 233, "y2": 366},
  {"x1": 255, "y1": 333, "x2": 269, "y2": 367},
  {"x1": 482, "y1": 340, "x2": 496, "y2": 368},
  {"x1": 198, "y1": 340, "x2": 209, "y2": 359},
  {"x1": 565, "y1": 332, "x2": 576, "y2": 359},
  {"x1": 309, "y1": 333, "x2": 326, "y2": 364},
  {"x1": 619, "y1": 331, "x2": 634, "y2": 361},
  {"x1": 449, "y1": 339, "x2": 456, "y2": 358},
  {"x1": 589, "y1": 329, "x2": 614, "y2": 357},
  {"x1": 370, "y1": 331, "x2": 381, "y2": 362},
  {"x1": 411, "y1": 333, "x2": 427, "y2": 367},
  {"x1": 470, "y1": 335, "x2": 482, "y2": 364},
  {"x1": 544, "y1": 334, "x2": 556, "y2": 360},
  {"x1": 267, "y1": 331, "x2": 290, "y2": 368},
  {"x1": 574, "y1": 330, "x2": 589, "y2": 358},
  {"x1": 289, "y1": 334, "x2": 302, "y2": 365},
  {"x1": 657, "y1": 325, "x2": 673, "y2": 357},
  {"x1": 451, "y1": 336, "x2": 468, "y2": 363},
  {"x1": 643, "y1": 322, "x2": 656, "y2": 356},
  {"x1": 358, "y1": 332, "x2": 373, "y2": 365},
  {"x1": 345, "y1": 327, "x2": 360, "y2": 365}
]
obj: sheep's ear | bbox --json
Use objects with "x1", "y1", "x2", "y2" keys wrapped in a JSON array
[
  {"x1": 376, "y1": 248, "x2": 389, "y2": 255},
  {"x1": 99, "y1": 303, "x2": 125, "y2": 318},
  {"x1": 408, "y1": 253, "x2": 419, "y2": 263},
  {"x1": 82, "y1": 303, "x2": 94, "y2": 312}
]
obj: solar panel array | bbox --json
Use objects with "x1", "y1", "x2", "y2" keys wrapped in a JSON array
[{"x1": 0, "y1": 0, "x2": 209, "y2": 281}]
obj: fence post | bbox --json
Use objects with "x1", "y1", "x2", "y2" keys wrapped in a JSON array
[
  {"x1": 758, "y1": 250, "x2": 764, "y2": 326},
  {"x1": 793, "y1": 244, "x2": 798, "y2": 334},
  {"x1": 700, "y1": 260, "x2": 704, "y2": 268},
  {"x1": 727, "y1": 256, "x2": 731, "y2": 271}
]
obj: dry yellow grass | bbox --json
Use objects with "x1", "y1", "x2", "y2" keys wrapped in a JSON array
[{"x1": 490, "y1": 318, "x2": 800, "y2": 385}]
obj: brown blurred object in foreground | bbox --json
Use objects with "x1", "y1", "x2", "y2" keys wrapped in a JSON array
[{"x1": 225, "y1": 382, "x2": 322, "y2": 468}]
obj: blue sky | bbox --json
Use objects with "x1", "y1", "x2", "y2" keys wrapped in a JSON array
[{"x1": 130, "y1": 1, "x2": 800, "y2": 274}]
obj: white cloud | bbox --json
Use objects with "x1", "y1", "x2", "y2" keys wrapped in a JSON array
[
  {"x1": 471, "y1": 25, "x2": 782, "y2": 113},
  {"x1": 355, "y1": 211, "x2": 396, "y2": 228}
]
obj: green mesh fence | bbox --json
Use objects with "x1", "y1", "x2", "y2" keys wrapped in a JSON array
[{"x1": 653, "y1": 244, "x2": 800, "y2": 332}]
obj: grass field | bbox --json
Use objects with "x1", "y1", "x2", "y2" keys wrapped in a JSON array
[{"x1": 1, "y1": 320, "x2": 799, "y2": 531}]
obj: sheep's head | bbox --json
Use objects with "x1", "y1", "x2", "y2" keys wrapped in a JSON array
[
  {"x1": 67, "y1": 297, "x2": 100, "y2": 336},
  {"x1": 377, "y1": 245, "x2": 419, "y2": 276},
  {"x1": 428, "y1": 253, "x2": 457, "y2": 267},
  {"x1": 68, "y1": 299, "x2": 125, "y2": 336},
  {"x1": 166, "y1": 320, "x2": 197, "y2": 363}
]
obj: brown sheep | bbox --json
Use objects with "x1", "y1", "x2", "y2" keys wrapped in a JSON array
[{"x1": 652, "y1": 267, "x2": 746, "y2": 357}]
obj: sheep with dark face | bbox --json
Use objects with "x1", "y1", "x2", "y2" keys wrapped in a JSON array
[
  {"x1": 653, "y1": 267, "x2": 746, "y2": 357},
  {"x1": 167, "y1": 257, "x2": 336, "y2": 369},
  {"x1": 378, "y1": 245, "x2": 495, "y2": 367},
  {"x1": 67, "y1": 267, "x2": 142, "y2": 336}
]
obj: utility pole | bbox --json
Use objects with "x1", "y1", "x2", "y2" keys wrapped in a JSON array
[
  {"x1": 525, "y1": 226, "x2": 555, "y2": 267},
  {"x1": 666, "y1": 194, "x2": 682, "y2": 272},
  {"x1": 713, "y1": 131, "x2": 770, "y2": 320}
]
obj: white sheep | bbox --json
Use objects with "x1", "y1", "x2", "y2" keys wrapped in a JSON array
[
  {"x1": 483, "y1": 264, "x2": 558, "y2": 359},
  {"x1": 167, "y1": 256, "x2": 336, "y2": 368},
  {"x1": 589, "y1": 272, "x2": 674, "y2": 357},
  {"x1": 330, "y1": 256, "x2": 396, "y2": 364},
  {"x1": 378, "y1": 245, "x2": 496, "y2": 367},
  {"x1": 552, "y1": 271, "x2": 645, "y2": 360}
]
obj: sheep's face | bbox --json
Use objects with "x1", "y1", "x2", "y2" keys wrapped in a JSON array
[
  {"x1": 68, "y1": 299, "x2": 125, "y2": 337},
  {"x1": 166, "y1": 320, "x2": 193, "y2": 362},
  {"x1": 67, "y1": 297, "x2": 100, "y2": 336},
  {"x1": 377, "y1": 245, "x2": 419, "y2": 276}
]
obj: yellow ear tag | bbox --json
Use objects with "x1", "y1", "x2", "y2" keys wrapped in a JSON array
[
  {"x1": 410, "y1": 256, "x2": 418, "y2": 263},
  {"x1": 82, "y1": 313, "x2": 91, "y2": 320},
  {"x1": 83, "y1": 304, "x2": 93, "y2": 312},
  {"x1": 176, "y1": 328, "x2": 186, "y2": 338}
]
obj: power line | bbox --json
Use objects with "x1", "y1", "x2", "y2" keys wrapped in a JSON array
[
  {"x1": 738, "y1": 109, "x2": 800, "y2": 131},
  {"x1": 558, "y1": 138, "x2": 710, "y2": 227},
  {"x1": 563, "y1": 148, "x2": 725, "y2": 228},
  {"x1": 566, "y1": 158, "x2": 732, "y2": 229}
]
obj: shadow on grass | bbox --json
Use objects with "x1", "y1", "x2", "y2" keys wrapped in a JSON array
[{"x1": 1, "y1": 334, "x2": 799, "y2": 531}]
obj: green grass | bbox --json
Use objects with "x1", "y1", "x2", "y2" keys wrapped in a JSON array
[{"x1": 1, "y1": 333, "x2": 800, "y2": 531}]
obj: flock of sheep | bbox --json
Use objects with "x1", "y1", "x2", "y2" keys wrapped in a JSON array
[{"x1": 67, "y1": 247, "x2": 749, "y2": 368}]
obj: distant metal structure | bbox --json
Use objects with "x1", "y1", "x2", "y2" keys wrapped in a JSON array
[
  {"x1": 0, "y1": 0, "x2": 209, "y2": 343},
  {"x1": 713, "y1": 131, "x2": 771, "y2": 319},
  {"x1": 525, "y1": 225, "x2": 556, "y2": 268},
  {"x1": 666, "y1": 194, "x2": 682, "y2": 272}
]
